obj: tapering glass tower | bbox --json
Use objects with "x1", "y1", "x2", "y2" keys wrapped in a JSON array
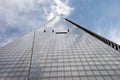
[{"x1": 0, "y1": 16, "x2": 120, "y2": 80}]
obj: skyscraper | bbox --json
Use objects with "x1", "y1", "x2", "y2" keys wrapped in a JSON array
[{"x1": 0, "y1": 16, "x2": 120, "y2": 80}]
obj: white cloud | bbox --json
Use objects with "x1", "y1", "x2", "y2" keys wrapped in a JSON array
[
  {"x1": 93, "y1": 22, "x2": 120, "y2": 45},
  {"x1": 51, "y1": 0, "x2": 73, "y2": 18},
  {"x1": 0, "y1": 0, "x2": 73, "y2": 46},
  {"x1": 91, "y1": 1, "x2": 120, "y2": 45},
  {"x1": 108, "y1": 24, "x2": 120, "y2": 45}
]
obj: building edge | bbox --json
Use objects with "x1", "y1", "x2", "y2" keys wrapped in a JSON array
[{"x1": 65, "y1": 18, "x2": 120, "y2": 52}]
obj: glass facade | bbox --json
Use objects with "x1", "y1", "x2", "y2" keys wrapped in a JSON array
[
  {"x1": 0, "y1": 32, "x2": 33, "y2": 80},
  {"x1": 0, "y1": 16, "x2": 120, "y2": 80}
]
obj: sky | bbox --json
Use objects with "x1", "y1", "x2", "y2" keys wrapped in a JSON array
[{"x1": 0, "y1": 0, "x2": 120, "y2": 46}]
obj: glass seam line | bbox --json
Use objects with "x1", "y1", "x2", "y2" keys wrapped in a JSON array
[{"x1": 28, "y1": 31, "x2": 36, "y2": 80}]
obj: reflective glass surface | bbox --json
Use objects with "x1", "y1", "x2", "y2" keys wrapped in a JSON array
[
  {"x1": 0, "y1": 31, "x2": 33, "y2": 80},
  {"x1": 0, "y1": 16, "x2": 120, "y2": 80}
]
